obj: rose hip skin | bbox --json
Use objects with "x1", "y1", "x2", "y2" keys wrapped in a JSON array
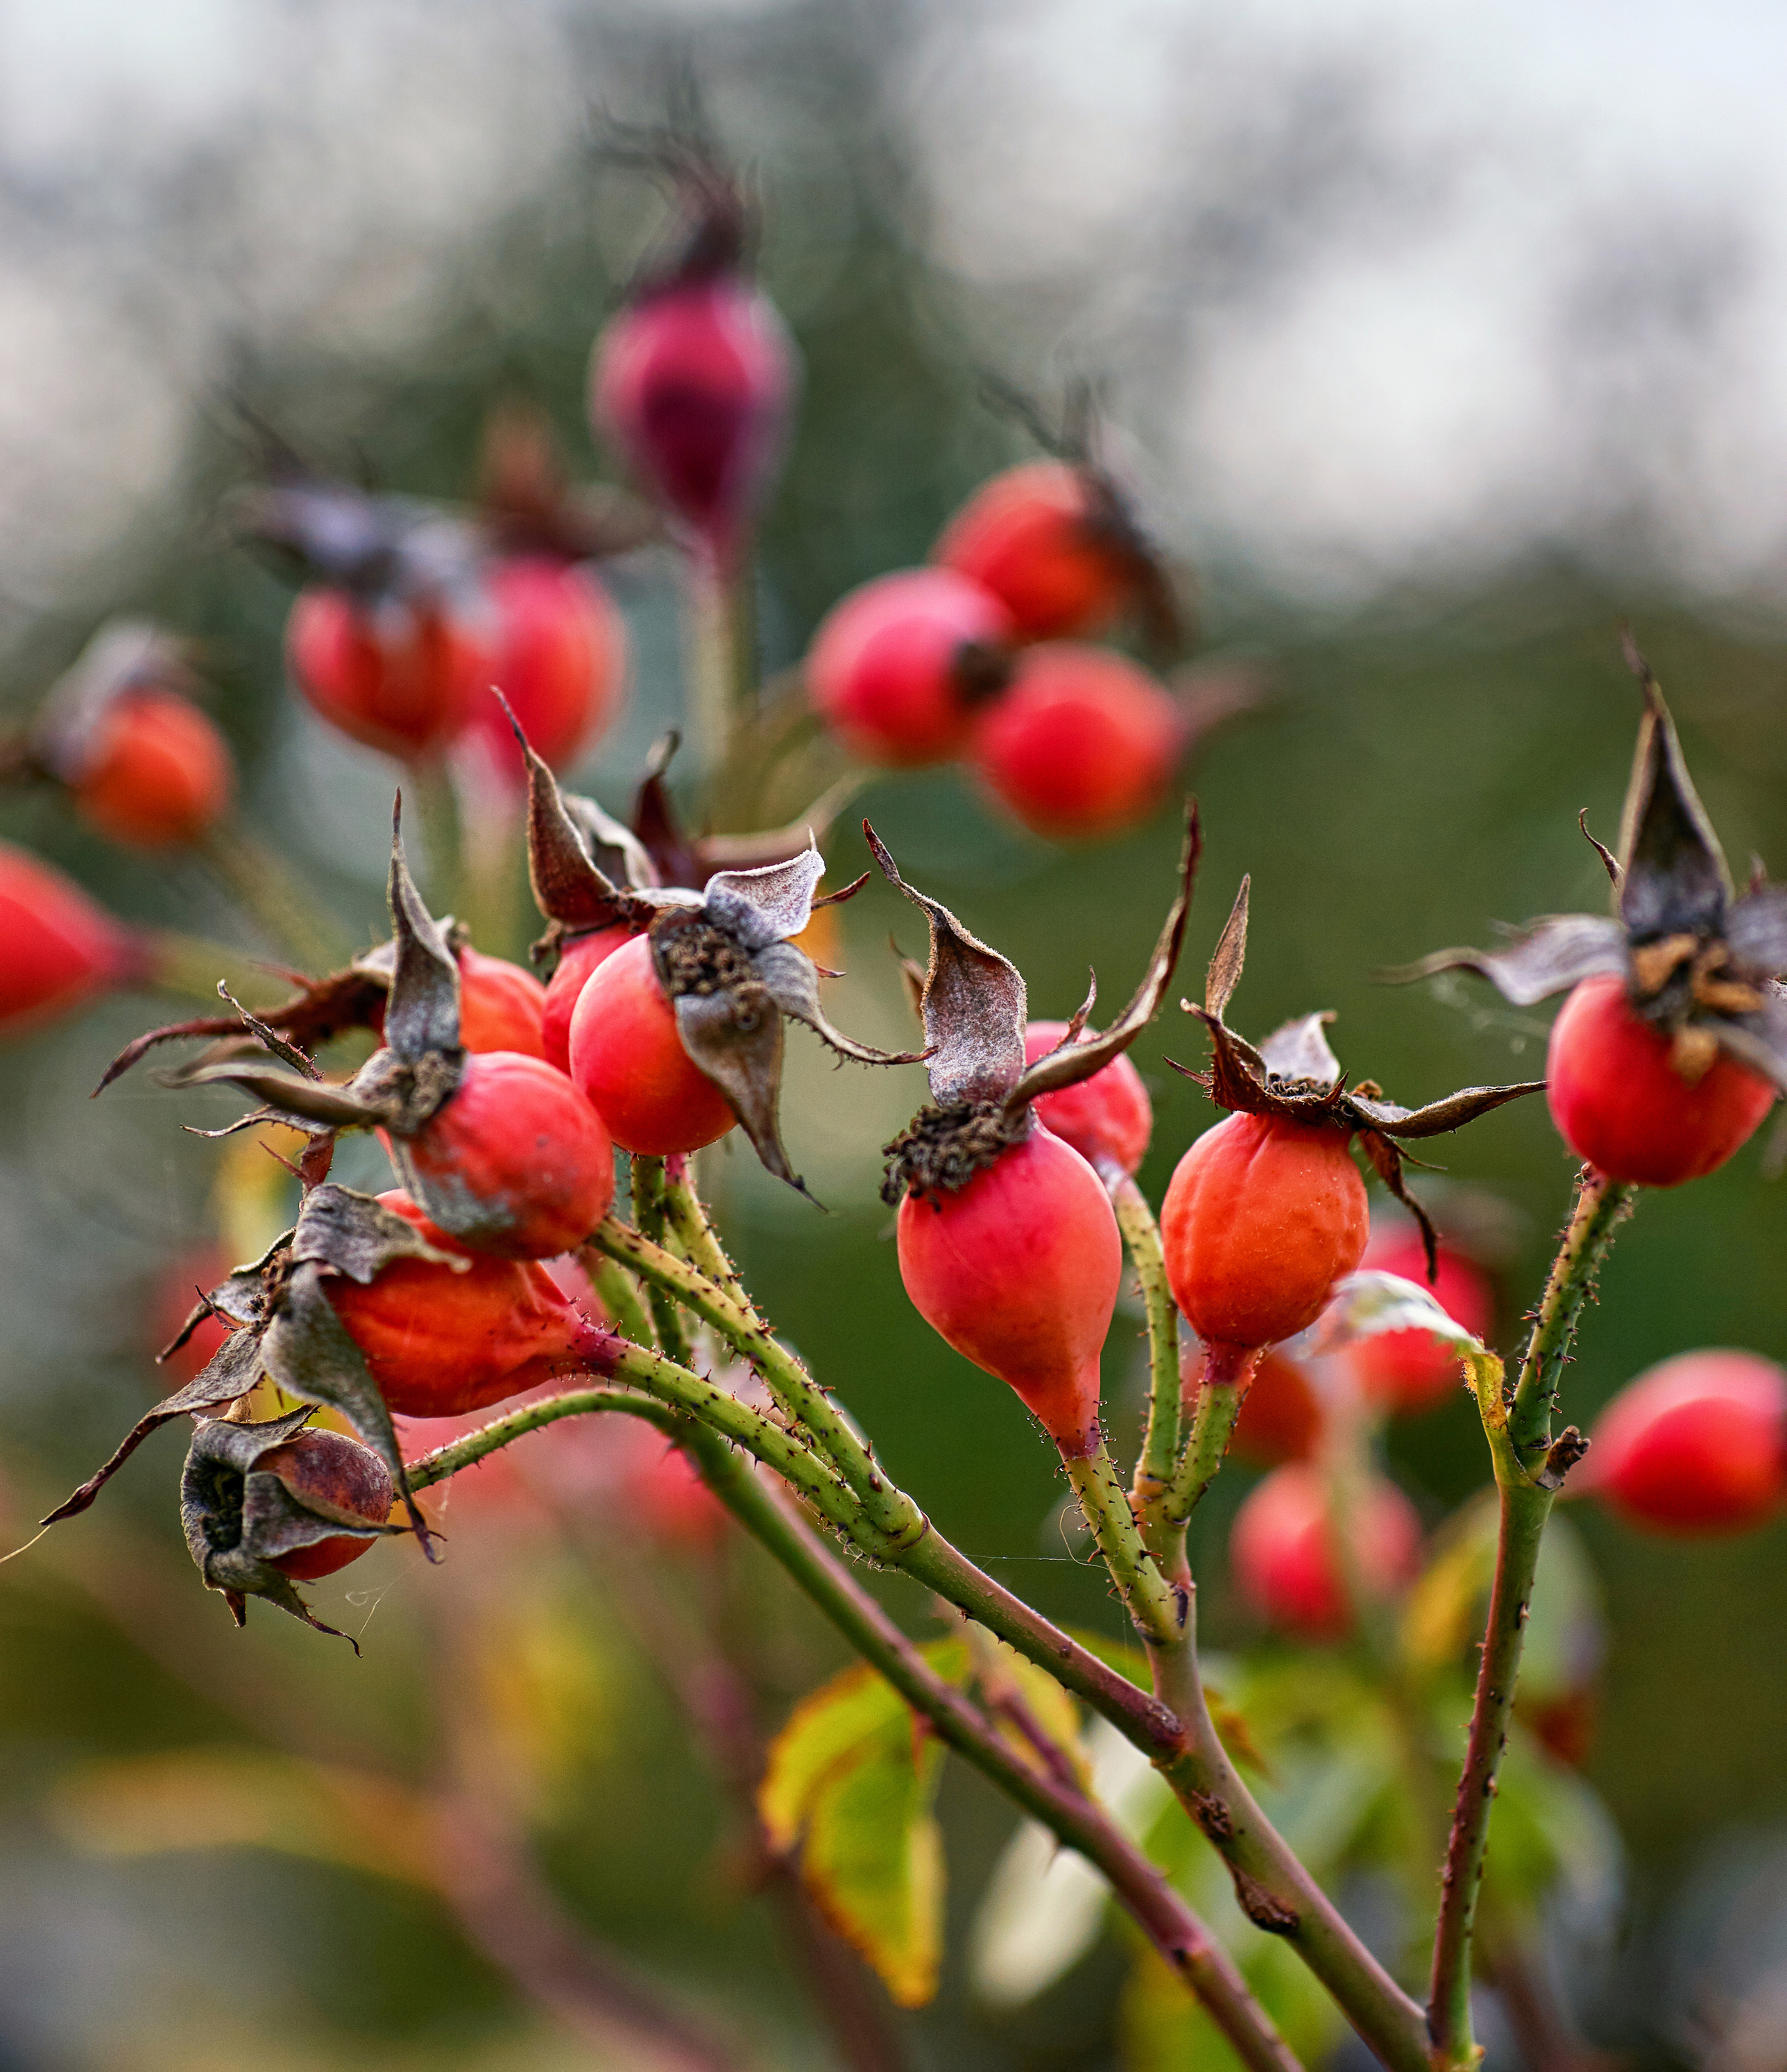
[
  {"x1": 470, "y1": 557, "x2": 628, "y2": 780},
  {"x1": 542, "y1": 924, "x2": 634, "y2": 1075},
  {"x1": 1231, "y1": 1461, "x2": 1422, "y2": 1642},
  {"x1": 1023, "y1": 1019, "x2": 1152, "y2": 1180},
  {"x1": 71, "y1": 689, "x2": 234, "y2": 849},
  {"x1": 253, "y1": 1429, "x2": 395, "y2": 1581},
  {"x1": 567, "y1": 933, "x2": 736, "y2": 1156},
  {"x1": 807, "y1": 568, "x2": 1015, "y2": 767},
  {"x1": 896, "y1": 1127, "x2": 1121, "y2": 1458},
  {"x1": 396, "y1": 1049, "x2": 615, "y2": 1259},
  {"x1": 1584, "y1": 1350, "x2": 1787, "y2": 1536},
  {"x1": 329, "y1": 1191, "x2": 610, "y2": 1417},
  {"x1": 455, "y1": 947, "x2": 548, "y2": 1060},
  {"x1": 1546, "y1": 974, "x2": 1775, "y2": 1187},
  {"x1": 1162, "y1": 1112, "x2": 1369, "y2": 1353},
  {"x1": 934, "y1": 460, "x2": 1139, "y2": 640},
  {"x1": 1352, "y1": 1233, "x2": 1494, "y2": 1414},
  {"x1": 287, "y1": 587, "x2": 490, "y2": 761},
  {"x1": 0, "y1": 842, "x2": 144, "y2": 1037},
  {"x1": 972, "y1": 644, "x2": 1184, "y2": 842}
]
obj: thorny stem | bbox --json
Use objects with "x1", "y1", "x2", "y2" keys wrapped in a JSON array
[
  {"x1": 628, "y1": 1161, "x2": 696, "y2": 1371},
  {"x1": 662, "y1": 1161, "x2": 759, "y2": 1320},
  {"x1": 582, "y1": 1244, "x2": 656, "y2": 1348},
  {"x1": 1426, "y1": 1167, "x2": 1634, "y2": 2069},
  {"x1": 1063, "y1": 1445, "x2": 1183, "y2": 1647},
  {"x1": 1114, "y1": 1175, "x2": 1183, "y2": 1559},
  {"x1": 1168, "y1": 1340, "x2": 1264, "y2": 1524}
]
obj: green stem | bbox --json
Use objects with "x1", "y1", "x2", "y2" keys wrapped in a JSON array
[
  {"x1": 1115, "y1": 1176, "x2": 1182, "y2": 1557},
  {"x1": 1168, "y1": 1340, "x2": 1263, "y2": 1523},
  {"x1": 662, "y1": 1160, "x2": 758, "y2": 1319},
  {"x1": 685, "y1": 552, "x2": 755, "y2": 779},
  {"x1": 1063, "y1": 1445, "x2": 1183, "y2": 1647},
  {"x1": 629, "y1": 1160, "x2": 696, "y2": 1372},
  {"x1": 581, "y1": 1245, "x2": 655, "y2": 1348},
  {"x1": 410, "y1": 756, "x2": 464, "y2": 917},
  {"x1": 1426, "y1": 1166, "x2": 1634, "y2": 2067},
  {"x1": 404, "y1": 1388, "x2": 681, "y2": 1488}
]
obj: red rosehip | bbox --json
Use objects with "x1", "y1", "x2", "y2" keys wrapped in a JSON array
[
  {"x1": 251, "y1": 1429, "x2": 395, "y2": 1581},
  {"x1": 470, "y1": 556, "x2": 629, "y2": 781},
  {"x1": 0, "y1": 842, "x2": 144, "y2": 1037},
  {"x1": 1161, "y1": 1113, "x2": 1369, "y2": 1355},
  {"x1": 1230, "y1": 1462, "x2": 1421, "y2": 1641},
  {"x1": 895, "y1": 1127, "x2": 1121, "y2": 1458},
  {"x1": 590, "y1": 273, "x2": 795, "y2": 567},
  {"x1": 455, "y1": 946, "x2": 548, "y2": 1060},
  {"x1": 1582, "y1": 1350, "x2": 1787, "y2": 1536},
  {"x1": 806, "y1": 568, "x2": 1015, "y2": 767},
  {"x1": 1546, "y1": 974, "x2": 1775, "y2": 1187},
  {"x1": 1022, "y1": 1019, "x2": 1152, "y2": 1180},
  {"x1": 287, "y1": 587, "x2": 491, "y2": 761},
  {"x1": 389, "y1": 1050, "x2": 615, "y2": 1260},
  {"x1": 330, "y1": 1190, "x2": 610, "y2": 1418},
  {"x1": 565, "y1": 933, "x2": 737, "y2": 1157},
  {"x1": 1351, "y1": 1233, "x2": 1494, "y2": 1414},
  {"x1": 67, "y1": 688, "x2": 234, "y2": 849},
  {"x1": 542, "y1": 923, "x2": 635, "y2": 1075},
  {"x1": 971, "y1": 644, "x2": 1184, "y2": 842},
  {"x1": 1215, "y1": 1347, "x2": 1324, "y2": 1467},
  {"x1": 934, "y1": 460, "x2": 1148, "y2": 641}
]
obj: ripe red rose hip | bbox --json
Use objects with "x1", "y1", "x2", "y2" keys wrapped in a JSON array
[
  {"x1": 1547, "y1": 974, "x2": 1775, "y2": 1187},
  {"x1": 0, "y1": 842, "x2": 144, "y2": 1037},
  {"x1": 329, "y1": 1190, "x2": 613, "y2": 1417},
  {"x1": 1582, "y1": 1350, "x2": 1787, "y2": 1536},
  {"x1": 287, "y1": 586, "x2": 491, "y2": 762},
  {"x1": 1351, "y1": 1232, "x2": 1493, "y2": 1414},
  {"x1": 1231, "y1": 1462, "x2": 1421, "y2": 1641},
  {"x1": 807, "y1": 568, "x2": 1015, "y2": 767},
  {"x1": 454, "y1": 946, "x2": 549, "y2": 1060},
  {"x1": 933, "y1": 459, "x2": 1154, "y2": 642},
  {"x1": 972, "y1": 645, "x2": 1184, "y2": 842},
  {"x1": 1162, "y1": 1113, "x2": 1370, "y2": 1355},
  {"x1": 1023, "y1": 1019, "x2": 1152, "y2": 1180},
  {"x1": 470, "y1": 556, "x2": 629, "y2": 781},
  {"x1": 568, "y1": 931, "x2": 737, "y2": 1156},
  {"x1": 68, "y1": 688, "x2": 234, "y2": 849},
  {"x1": 542, "y1": 923, "x2": 634, "y2": 1075}
]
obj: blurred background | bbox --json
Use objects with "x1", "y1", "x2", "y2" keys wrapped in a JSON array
[{"x1": 4, "y1": 2, "x2": 1787, "y2": 2067}]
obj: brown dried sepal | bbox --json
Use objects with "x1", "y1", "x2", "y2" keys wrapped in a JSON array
[{"x1": 880, "y1": 1100, "x2": 1033, "y2": 1208}]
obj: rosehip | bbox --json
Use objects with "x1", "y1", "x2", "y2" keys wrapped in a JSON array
[
  {"x1": 894, "y1": 1126, "x2": 1122, "y2": 1458},
  {"x1": 388, "y1": 1049, "x2": 615, "y2": 1260},
  {"x1": 1161, "y1": 1113, "x2": 1369, "y2": 1354},
  {"x1": 67, "y1": 688, "x2": 234, "y2": 849},
  {"x1": 1582, "y1": 1350, "x2": 1787, "y2": 1535},
  {"x1": 933, "y1": 459, "x2": 1152, "y2": 641},
  {"x1": 971, "y1": 645, "x2": 1183, "y2": 842},
  {"x1": 455, "y1": 946, "x2": 548, "y2": 1060},
  {"x1": 1230, "y1": 1462, "x2": 1421, "y2": 1641},
  {"x1": 1547, "y1": 974, "x2": 1775, "y2": 1187},
  {"x1": 1351, "y1": 1233, "x2": 1494, "y2": 1413},
  {"x1": 287, "y1": 587, "x2": 492, "y2": 761},
  {"x1": 1022, "y1": 1019, "x2": 1152, "y2": 1180},
  {"x1": 542, "y1": 923, "x2": 635, "y2": 1075},
  {"x1": 469, "y1": 557, "x2": 629, "y2": 781},
  {"x1": 806, "y1": 568, "x2": 1015, "y2": 767},
  {"x1": 0, "y1": 842, "x2": 144, "y2": 1037},
  {"x1": 566, "y1": 932, "x2": 737, "y2": 1156},
  {"x1": 329, "y1": 1191, "x2": 610, "y2": 1417}
]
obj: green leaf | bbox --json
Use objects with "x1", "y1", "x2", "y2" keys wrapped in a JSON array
[{"x1": 759, "y1": 1638, "x2": 968, "y2": 2007}]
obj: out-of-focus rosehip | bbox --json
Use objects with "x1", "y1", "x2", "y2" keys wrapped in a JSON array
[
  {"x1": 0, "y1": 842, "x2": 144, "y2": 1037},
  {"x1": 1211, "y1": 1346, "x2": 1324, "y2": 1466},
  {"x1": 542, "y1": 922, "x2": 634, "y2": 1075},
  {"x1": 455, "y1": 946, "x2": 548, "y2": 1060},
  {"x1": 468, "y1": 556, "x2": 629, "y2": 781},
  {"x1": 589, "y1": 156, "x2": 795, "y2": 567},
  {"x1": 1402, "y1": 640, "x2": 1787, "y2": 1175},
  {"x1": 66, "y1": 688, "x2": 234, "y2": 849},
  {"x1": 180, "y1": 1409, "x2": 401, "y2": 1640},
  {"x1": 625, "y1": 1432, "x2": 728, "y2": 1552},
  {"x1": 1582, "y1": 1350, "x2": 1787, "y2": 1535},
  {"x1": 1022, "y1": 1019, "x2": 1152, "y2": 1182},
  {"x1": 806, "y1": 568, "x2": 1015, "y2": 767},
  {"x1": 287, "y1": 587, "x2": 492, "y2": 763},
  {"x1": 1546, "y1": 974, "x2": 1775, "y2": 1188},
  {"x1": 873, "y1": 817, "x2": 1198, "y2": 1458},
  {"x1": 1163, "y1": 879, "x2": 1539, "y2": 1362},
  {"x1": 971, "y1": 645, "x2": 1185, "y2": 842},
  {"x1": 330, "y1": 1190, "x2": 610, "y2": 1417},
  {"x1": 1231, "y1": 1462, "x2": 1422, "y2": 1642},
  {"x1": 568, "y1": 931, "x2": 737, "y2": 1155},
  {"x1": 933, "y1": 459, "x2": 1163, "y2": 643},
  {"x1": 1351, "y1": 1231, "x2": 1494, "y2": 1413}
]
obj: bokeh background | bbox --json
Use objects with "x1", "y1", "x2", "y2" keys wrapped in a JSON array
[{"x1": 4, "y1": 3, "x2": 1787, "y2": 2067}]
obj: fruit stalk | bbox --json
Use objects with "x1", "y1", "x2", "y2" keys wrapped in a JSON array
[
  {"x1": 1113, "y1": 1174, "x2": 1183, "y2": 1553},
  {"x1": 1168, "y1": 1339, "x2": 1264, "y2": 1522},
  {"x1": 1426, "y1": 1166, "x2": 1635, "y2": 2066},
  {"x1": 1063, "y1": 1444, "x2": 1183, "y2": 1645},
  {"x1": 629, "y1": 1157, "x2": 698, "y2": 1370},
  {"x1": 661, "y1": 1160, "x2": 759, "y2": 1321}
]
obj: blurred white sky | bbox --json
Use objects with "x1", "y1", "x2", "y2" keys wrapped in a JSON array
[{"x1": 4, "y1": 0, "x2": 1787, "y2": 625}]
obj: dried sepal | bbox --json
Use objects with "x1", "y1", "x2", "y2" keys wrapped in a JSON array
[
  {"x1": 1385, "y1": 915, "x2": 1628, "y2": 1008},
  {"x1": 508, "y1": 693, "x2": 662, "y2": 932},
  {"x1": 384, "y1": 800, "x2": 462, "y2": 1062},
  {"x1": 94, "y1": 964, "x2": 389, "y2": 1095},
  {"x1": 1008, "y1": 805, "x2": 1202, "y2": 1112},
  {"x1": 1616, "y1": 633, "x2": 1732, "y2": 941},
  {"x1": 1257, "y1": 1012, "x2": 1342, "y2": 1089},
  {"x1": 1204, "y1": 874, "x2": 1249, "y2": 1019}
]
